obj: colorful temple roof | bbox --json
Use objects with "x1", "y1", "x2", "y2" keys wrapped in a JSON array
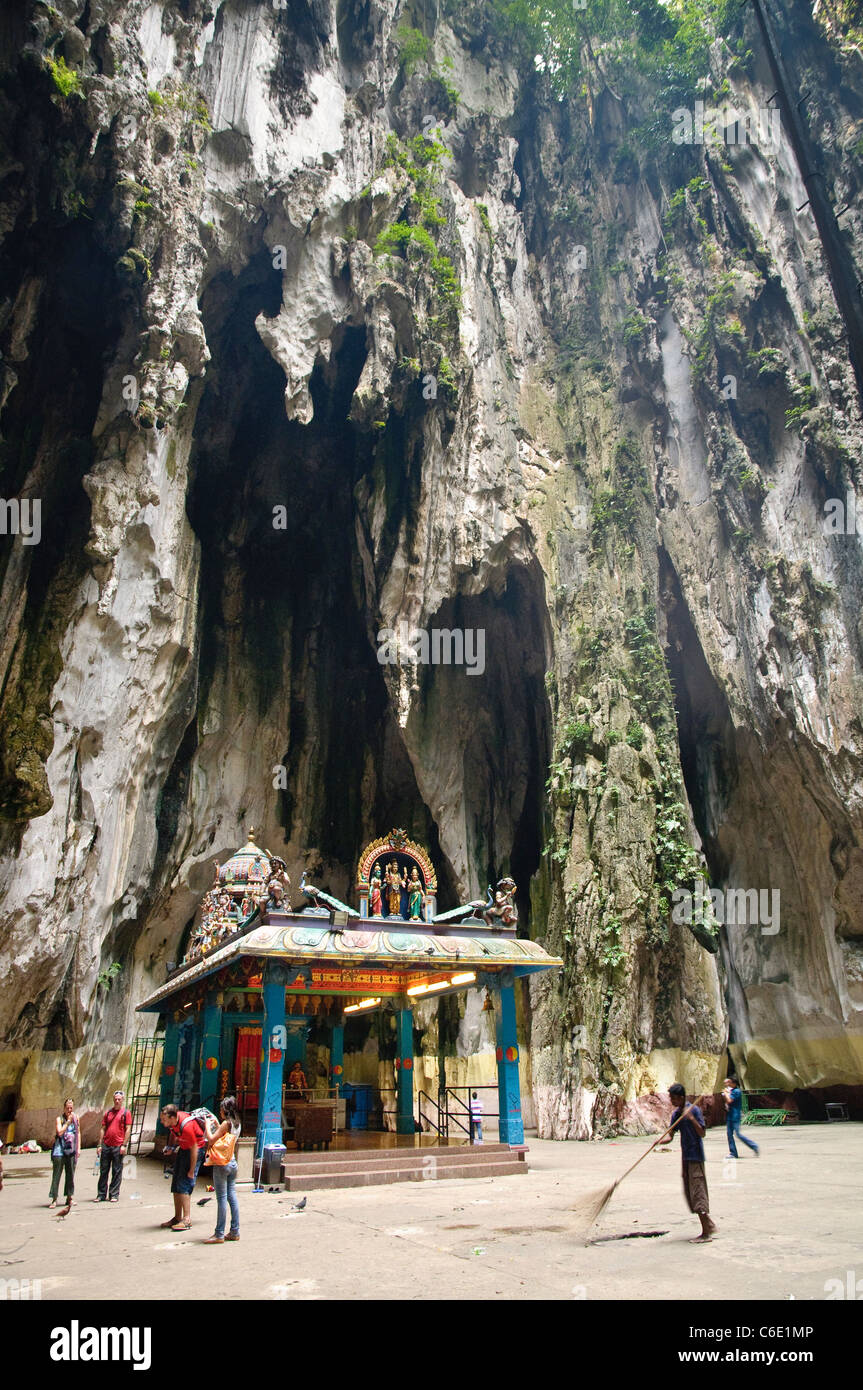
[
  {"x1": 140, "y1": 827, "x2": 562, "y2": 1013},
  {"x1": 217, "y1": 832, "x2": 272, "y2": 888},
  {"x1": 136, "y1": 921, "x2": 562, "y2": 1013}
]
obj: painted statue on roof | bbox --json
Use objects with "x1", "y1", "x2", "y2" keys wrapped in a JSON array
[
  {"x1": 370, "y1": 864, "x2": 383, "y2": 917},
  {"x1": 482, "y1": 877, "x2": 518, "y2": 930},
  {"x1": 385, "y1": 859, "x2": 405, "y2": 916},
  {"x1": 408, "y1": 867, "x2": 424, "y2": 920}
]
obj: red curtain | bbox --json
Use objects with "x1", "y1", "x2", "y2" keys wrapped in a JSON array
[{"x1": 235, "y1": 1027, "x2": 261, "y2": 1109}]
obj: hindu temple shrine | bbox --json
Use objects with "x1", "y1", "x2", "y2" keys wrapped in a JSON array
[{"x1": 135, "y1": 829, "x2": 562, "y2": 1176}]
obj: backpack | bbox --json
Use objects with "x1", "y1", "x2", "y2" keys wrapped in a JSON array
[
  {"x1": 189, "y1": 1107, "x2": 219, "y2": 1130},
  {"x1": 178, "y1": 1113, "x2": 208, "y2": 1146}
]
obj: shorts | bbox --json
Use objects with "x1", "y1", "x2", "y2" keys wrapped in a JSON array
[
  {"x1": 171, "y1": 1146, "x2": 204, "y2": 1196},
  {"x1": 682, "y1": 1160, "x2": 709, "y2": 1215}
]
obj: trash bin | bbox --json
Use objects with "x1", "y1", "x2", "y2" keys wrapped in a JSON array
[
  {"x1": 262, "y1": 1142, "x2": 286, "y2": 1186},
  {"x1": 343, "y1": 1083, "x2": 373, "y2": 1130}
]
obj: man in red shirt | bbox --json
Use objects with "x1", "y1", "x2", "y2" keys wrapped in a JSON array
[
  {"x1": 95, "y1": 1090, "x2": 132, "y2": 1203},
  {"x1": 159, "y1": 1103, "x2": 206, "y2": 1232}
]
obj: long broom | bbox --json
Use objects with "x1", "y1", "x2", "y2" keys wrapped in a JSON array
[{"x1": 567, "y1": 1103, "x2": 697, "y2": 1241}]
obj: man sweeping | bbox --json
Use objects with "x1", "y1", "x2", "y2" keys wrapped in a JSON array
[{"x1": 657, "y1": 1082, "x2": 717, "y2": 1244}]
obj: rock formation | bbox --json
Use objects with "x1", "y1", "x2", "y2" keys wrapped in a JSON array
[{"x1": 1, "y1": 0, "x2": 862, "y2": 1137}]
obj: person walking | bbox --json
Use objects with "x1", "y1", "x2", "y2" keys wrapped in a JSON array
[
  {"x1": 723, "y1": 1077, "x2": 759, "y2": 1158},
  {"x1": 158, "y1": 1103, "x2": 206, "y2": 1232},
  {"x1": 469, "y1": 1091, "x2": 483, "y2": 1144},
  {"x1": 657, "y1": 1082, "x2": 717, "y2": 1244},
  {"x1": 95, "y1": 1089, "x2": 132, "y2": 1202},
  {"x1": 203, "y1": 1096, "x2": 242, "y2": 1244},
  {"x1": 48, "y1": 1099, "x2": 80, "y2": 1209}
]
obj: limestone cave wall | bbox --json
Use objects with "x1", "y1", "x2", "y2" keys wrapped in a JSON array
[{"x1": 1, "y1": 0, "x2": 863, "y2": 1136}]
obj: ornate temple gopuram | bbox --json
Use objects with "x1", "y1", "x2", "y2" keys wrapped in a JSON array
[{"x1": 136, "y1": 829, "x2": 562, "y2": 1165}]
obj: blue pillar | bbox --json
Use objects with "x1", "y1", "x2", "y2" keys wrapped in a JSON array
[
  {"x1": 256, "y1": 964, "x2": 287, "y2": 1160},
  {"x1": 199, "y1": 992, "x2": 222, "y2": 1112},
  {"x1": 395, "y1": 1007, "x2": 414, "y2": 1135},
  {"x1": 494, "y1": 976, "x2": 524, "y2": 1145},
  {"x1": 331, "y1": 1022, "x2": 345, "y2": 1094},
  {"x1": 158, "y1": 1016, "x2": 180, "y2": 1134}
]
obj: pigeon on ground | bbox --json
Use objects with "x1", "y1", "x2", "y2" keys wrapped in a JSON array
[
  {"x1": 292, "y1": 1196, "x2": 307, "y2": 1211},
  {"x1": 55, "y1": 1206, "x2": 72, "y2": 1219},
  {"x1": 196, "y1": 1197, "x2": 212, "y2": 1206}
]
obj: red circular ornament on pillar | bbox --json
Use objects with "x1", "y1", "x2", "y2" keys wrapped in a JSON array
[
  {"x1": 205, "y1": 1056, "x2": 218, "y2": 1071},
  {"x1": 506, "y1": 1045, "x2": 518, "y2": 1063},
  {"x1": 269, "y1": 1048, "x2": 283, "y2": 1064},
  {"x1": 394, "y1": 1057, "x2": 401, "y2": 1071},
  {"x1": 164, "y1": 1065, "x2": 176, "y2": 1077},
  {"x1": 402, "y1": 1056, "x2": 413, "y2": 1070},
  {"x1": 495, "y1": 1046, "x2": 503, "y2": 1062},
  {"x1": 332, "y1": 1063, "x2": 343, "y2": 1076}
]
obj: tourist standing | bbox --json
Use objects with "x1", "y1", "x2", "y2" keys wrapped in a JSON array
[
  {"x1": 203, "y1": 1096, "x2": 242, "y2": 1244},
  {"x1": 723, "y1": 1077, "x2": 759, "y2": 1158},
  {"x1": 95, "y1": 1089, "x2": 132, "y2": 1202},
  {"x1": 48, "y1": 1099, "x2": 80, "y2": 1209},
  {"x1": 469, "y1": 1091, "x2": 483, "y2": 1145},
  {"x1": 657, "y1": 1083, "x2": 716, "y2": 1243},
  {"x1": 159, "y1": 1103, "x2": 206, "y2": 1232}
]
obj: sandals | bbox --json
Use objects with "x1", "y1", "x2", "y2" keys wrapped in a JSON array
[
  {"x1": 159, "y1": 1217, "x2": 181, "y2": 1228},
  {"x1": 170, "y1": 1220, "x2": 192, "y2": 1231},
  {"x1": 203, "y1": 1235, "x2": 224, "y2": 1244}
]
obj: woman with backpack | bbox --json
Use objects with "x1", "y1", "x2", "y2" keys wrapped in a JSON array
[
  {"x1": 48, "y1": 1098, "x2": 80, "y2": 1208},
  {"x1": 203, "y1": 1096, "x2": 241, "y2": 1244}
]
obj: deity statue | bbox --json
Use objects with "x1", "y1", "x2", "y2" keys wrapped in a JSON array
[
  {"x1": 407, "y1": 867, "x2": 424, "y2": 920},
  {"x1": 482, "y1": 877, "x2": 518, "y2": 930},
  {"x1": 267, "y1": 858, "x2": 291, "y2": 906},
  {"x1": 385, "y1": 859, "x2": 405, "y2": 916},
  {"x1": 369, "y1": 864, "x2": 383, "y2": 917}
]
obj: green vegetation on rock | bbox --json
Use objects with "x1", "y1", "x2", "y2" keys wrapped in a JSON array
[
  {"x1": 374, "y1": 134, "x2": 462, "y2": 338},
  {"x1": 46, "y1": 55, "x2": 82, "y2": 99}
]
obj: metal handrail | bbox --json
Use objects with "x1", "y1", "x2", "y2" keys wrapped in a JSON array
[
  {"x1": 417, "y1": 1089, "x2": 444, "y2": 1136},
  {"x1": 444, "y1": 1084, "x2": 500, "y2": 1119},
  {"x1": 445, "y1": 1088, "x2": 471, "y2": 1140}
]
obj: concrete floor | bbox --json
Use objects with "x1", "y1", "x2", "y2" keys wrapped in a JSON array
[{"x1": 2, "y1": 1124, "x2": 859, "y2": 1301}]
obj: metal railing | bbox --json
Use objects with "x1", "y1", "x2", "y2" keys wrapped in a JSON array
[
  {"x1": 445, "y1": 1085, "x2": 499, "y2": 1143},
  {"x1": 379, "y1": 1086, "x2": 396, "y2": 1129},
  {"x1": 445, "y1": 1089, "x2": 471, "y2": 1141},
  {"x1": 417, "y1": 1089, "x2": 444, "y2": 1136}
]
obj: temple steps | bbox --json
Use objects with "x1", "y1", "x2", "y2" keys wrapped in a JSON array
[{"x1": 279, "y1": 1143, "x2": 529, "y2": 1190}]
